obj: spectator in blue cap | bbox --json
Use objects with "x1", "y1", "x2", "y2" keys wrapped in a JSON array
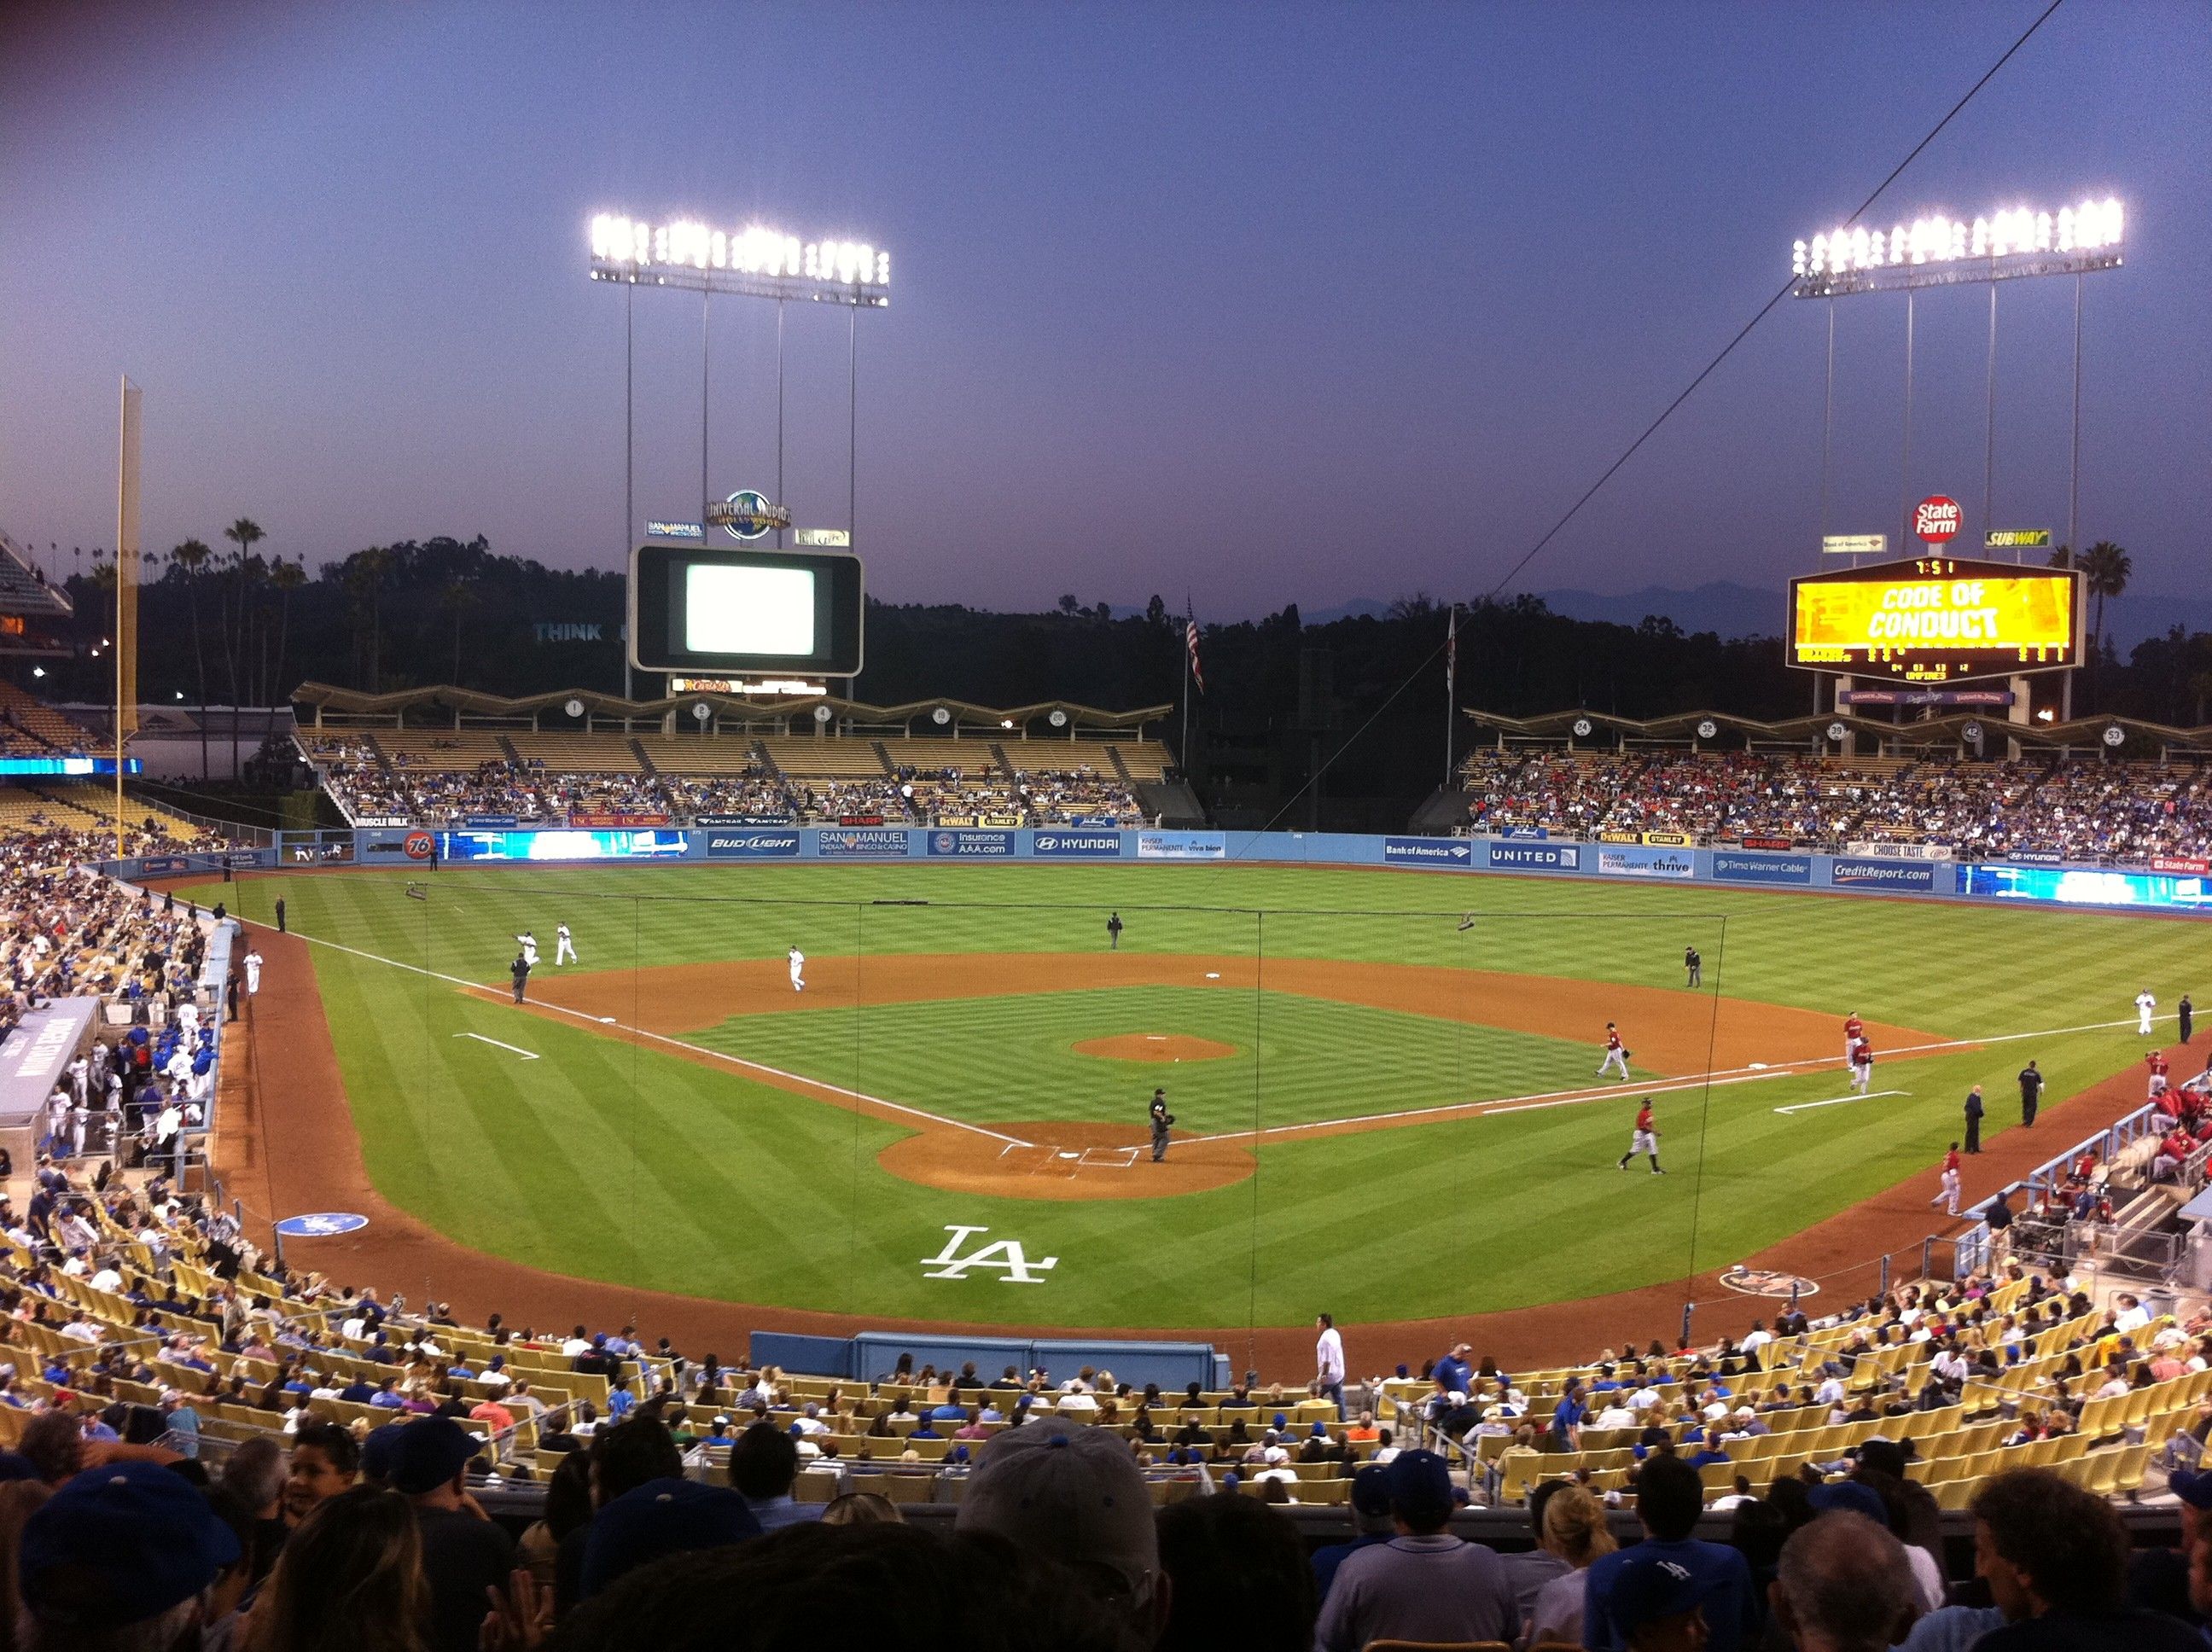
[
  {"x1": 393, "y1": 1416, "x2": 513, "y2": 1652},
  {"x1": 1607, "y1": 1546, "x2": 1726, "y2": 1651},
  {"x1": 1313, "y1": 1449, "x2": 1517, "y2": 1651},
  {"x1": 16, "y1": 1459, "x2": 241, "y2": 1651},
  {"x1": 1583, "y1": 1454, "x2": 1756, "y2": 1652},
  {"x1": 580, "y1": 1475, "x2": 760, "y2": 1598},
  {"x1": 1310, "y1": 1463, "x2": 1397, "y2": 1602}
]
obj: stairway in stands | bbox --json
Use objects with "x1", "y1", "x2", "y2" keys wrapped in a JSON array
[
  {"x1": 495, "y1": 734, "x2": 523, "y2": 765},
  {"x1": 871, "y1": 739, "x2": 895, "y2": 776},
  {"x1": 631, "y1": 738, "x2": 658, "y2": 777},
  {"x1": 751, "y1": 739, "x2": 782, "y2": 777}
]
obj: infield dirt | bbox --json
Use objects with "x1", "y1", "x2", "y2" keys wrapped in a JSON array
[{"x1": 202, "y1": 919, "x2": 2132, "y2": 1374}]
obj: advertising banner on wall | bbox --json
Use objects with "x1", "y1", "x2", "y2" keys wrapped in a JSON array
[
  {"x1": 694, "y1": 814, "x2": 798, "y2": 828},
  {"x1": 1137, "y1": 831, "x2": 1225, "y2": 860},
  {"x1": 702, "y1": 830, "x2": 801, "y2": 858},
  {"x1": 439, "y1": 829, "x2": 690, "y2": 862},
  {"x1": 1598, "y1": 846, "x2": 1697, "y2": 879},
  {"x1": 1641, "y1": 832, "x2": 1693, "y2": 846},
  {"x1": 1487, "y1": 841, "x2": 1580, "y2": 871},
  {"x1": 927, "y1": 829, "x2": 1016, "y2": 858},
  {"x1": 1031, "y1": 831, "x2": 1123, "y2": 858},
  {"x1": 1498, "y1": 825, "x2": 1549, "y2": 840},
  {"x1": 818, "y1": 828, "x2": 913, "y2": 858},
  {"x1": 1382, "y1": 837, "x2": 1473, "y2": 867},
  {"x1": 570, "y1": 811, "x2": 673, "y2": 829},
  {"x1": 1965, "y1": 864, "x2": 2212, "y2": 910},
  {"x1": 1846, "y1": 841, "x2": 1953, "y2": 861},
  {"x1": 1829, "y1": 858, "x2": 1937, "y2": 891},
  {"x1": 1711, "y1": 852, "x2": 1813, "y2": 885},
  {"x1": 1738, "y1": 835, "x2": 1795, "y2": 852}
]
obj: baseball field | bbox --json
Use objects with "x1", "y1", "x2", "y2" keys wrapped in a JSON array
[{"x1": 190, "y1": 862, "x2": 2192, "y2": 1344}]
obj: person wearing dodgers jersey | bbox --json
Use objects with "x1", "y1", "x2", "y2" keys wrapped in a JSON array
[{"x1": 788, "y1": 945, "x2": 806, "y2": 993}]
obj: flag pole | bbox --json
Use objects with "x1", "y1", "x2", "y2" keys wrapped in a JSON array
[
  {"x1": 1442, "y1": 604, "x2": 1457, "y2": 790},
  {"x1": 1179, "y1": 620, "x2": 1191, "y2": 780}
]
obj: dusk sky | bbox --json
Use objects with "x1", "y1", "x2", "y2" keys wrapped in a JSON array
[{"x1": 3, "y1": 2, "x2": 2204, "y2": 618}]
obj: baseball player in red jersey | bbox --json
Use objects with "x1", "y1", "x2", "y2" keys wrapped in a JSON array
[
  {"x1": 1595, "y1": 1022, "x2": 1631, "y2": 1082},
  {"x1": 1930, "y1": 1143, "x2": 1963, "y2": 1216},
  {"x1": 1848, "y1": 1037, "x2": 1872, "y2": 1095},
  {"x1": 1617, "y1": 1098, "x2": 1663, "y2": 1173},
  {"x1": 2147, "y1": 1050, "x2": 2172, "y2": 1098},
  {"x1": 1843, "y1": 1013, "x2": 1865, "y2": 1063}
]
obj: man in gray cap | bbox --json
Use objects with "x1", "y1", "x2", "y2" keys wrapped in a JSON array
[{"x1": 954, "y1": 1420, "x2": 1170, "y2": 1642}]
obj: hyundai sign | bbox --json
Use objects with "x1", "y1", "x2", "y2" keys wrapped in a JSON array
[{"x1": 1032, "y1": 831, "x2": 1122, "y2": 858}]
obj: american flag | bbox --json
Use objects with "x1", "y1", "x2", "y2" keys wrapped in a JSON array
[{"x1": 1185, "y1": 603, "x2": 1205, "y2": 694}]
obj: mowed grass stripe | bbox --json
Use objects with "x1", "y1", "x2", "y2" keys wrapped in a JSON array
[
  {"x1": 693, "y1": 986, "x2": 1622, "y2": 1132},
  {"x1": 192, "y1": 864, "x2": 2208, "y2": 1329}
]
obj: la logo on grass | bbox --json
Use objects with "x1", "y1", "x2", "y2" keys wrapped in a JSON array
[{"x1": 923, "y1": 1225, "x2": 1059, "y2": 1284}]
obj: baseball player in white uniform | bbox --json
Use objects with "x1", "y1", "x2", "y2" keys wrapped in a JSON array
[
  {"x1": 516, "y1": 931, "x2": 539, "y2": 969},
  {"x1": 2137, "y1": 990, "x2": 2157, "y2": 1036},
  {"x1": 1930, "y1": 1143, "x2": 1962, "y2": 1217},
  {"x1": 1595, "y1": 1022, "x2": 1631, "y2": 1081},
  {"x1": 788, "y1": 945, "x2": 806, "y2": 992},
  {"x1": 243, "y1": 947, "x2": 263, "y2": 995},
  {"x1": 555, "y1": 922, "x2": 578, "y2": 966}
]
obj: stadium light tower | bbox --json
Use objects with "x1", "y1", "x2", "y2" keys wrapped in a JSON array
[
  {"x1": 587, "y1": 212, "x2": 891, "y2": 695},
  {"x1": 1790, "y1": 197, "x2": 2124, "y2": 567}
]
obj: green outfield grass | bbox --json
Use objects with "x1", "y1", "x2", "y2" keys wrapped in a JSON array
[{"x1": 194, "y1": 863, "x2": 2201, "y2": 1330}]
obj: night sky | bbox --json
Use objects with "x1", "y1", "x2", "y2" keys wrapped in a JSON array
[{"x1": 3, "y1": 2, "x2": 2203, "y2": 616}]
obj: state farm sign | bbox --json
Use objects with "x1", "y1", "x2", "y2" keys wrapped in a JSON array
[{"x1": 1913, "y1": 496, "x2": 1963, "y2": 545}]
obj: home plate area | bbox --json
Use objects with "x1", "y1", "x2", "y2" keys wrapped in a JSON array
[{"x1": 998, "y1": 1138, "x2": 1142, "y2": 1176}]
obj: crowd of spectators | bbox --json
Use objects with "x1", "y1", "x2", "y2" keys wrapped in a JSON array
[
  {"x1": 0, "y1": 844, "x2": 214, "y2": 1043},
  {"x1": 314, "y1": 753, "x2": 1146, "y2": 829},
  {"x1": 5, "y1": 1144, "x2": 2212, "y2": 1650},
  {"x1": 1461, "y1": 747, "x2": 2212, "y2": 862}
]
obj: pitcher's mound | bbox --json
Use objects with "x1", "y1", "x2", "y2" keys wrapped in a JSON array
[
  {"x1": 1073, "y1": 1033, "x2": 1237, "y2": 1062},
  {"x1": 879, "y1": 1121, "x2": 1252, "y2": 1201}
]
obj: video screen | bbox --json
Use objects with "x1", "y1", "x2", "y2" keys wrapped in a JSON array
[
  {"x1": 436, "y1": 829, "x2": 690, "y2": 863},
  {"x1": 684, "y1": 563, "x2": 817, "y2": 655},
  {"x1": 1963, "y1": 864, "x2": 2212, "y2": 910}
]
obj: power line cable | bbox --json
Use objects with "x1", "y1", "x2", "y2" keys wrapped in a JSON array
[{"x1": 1218, "y1": 0, "x2": 2069, "y2": 852}]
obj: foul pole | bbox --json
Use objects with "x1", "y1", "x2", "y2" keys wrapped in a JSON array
[{"x1": 114, "y1": 376, "x2": 142, "y2": 858}]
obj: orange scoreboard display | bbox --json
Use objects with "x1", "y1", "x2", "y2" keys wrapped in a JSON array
[{"x1": 1789, "y1": 556, "x2": 2081, "y2": 683}]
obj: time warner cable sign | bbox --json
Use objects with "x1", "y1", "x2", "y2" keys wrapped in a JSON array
[{"x1": 1382, "y1": 837, "x2": 1473, "y2": 867}]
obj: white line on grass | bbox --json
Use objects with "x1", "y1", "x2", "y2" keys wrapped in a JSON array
[
  {"x1": 1177, "y1": 1014, "x2": 2153, "y2": 1146},
  {"x1": 1773, "y1": 1088, "x2": 1909, "y2": 1116},
  {"x1": 288, "y1": 930, "x2": 1034, "y2": 1149},
  {"x1": 452, "y1": 1032, "x2": 539, "y2": 1061}
]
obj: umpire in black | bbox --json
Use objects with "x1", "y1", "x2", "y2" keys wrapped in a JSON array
[{"x1": 1150, "y1": 1088, "x2": 1173, "y2": 1162}]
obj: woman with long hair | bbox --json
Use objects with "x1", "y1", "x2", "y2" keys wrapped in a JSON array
[
  {"x1": 243, "y1": 1486, "x2": 428, "y2": 1652},
  {"x1": 1519, "y1": 1483, "x2": 1616, "y2": 1649}
]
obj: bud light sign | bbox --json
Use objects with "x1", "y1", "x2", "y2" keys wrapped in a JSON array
[
  {"x1": 705, "y1": 831, "x2": 800, "y2": 858},
  {"x1": 1913, "y1": 495, "x2": 1963, "y2": 545},
  {"x1": 1033, "y1": 832, "x2": 1122, "y2": 858},
  {"x1": 928, "y1": 829, "x2": 1016, "y2": 858}
]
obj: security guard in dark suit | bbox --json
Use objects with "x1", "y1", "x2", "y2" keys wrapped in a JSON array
[{"x1": 1150, "y1": 1090, "x2": 1174, "y2": 1162}]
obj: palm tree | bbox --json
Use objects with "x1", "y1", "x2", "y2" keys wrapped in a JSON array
[
  {"x1": 439, "y1": 579, "x2": 475, "y2": 684},
  {"x1": 268, "y1": 557, "x2": 306, "y2": 704},
  {"x1": 2081, "y1": 541, "x2": 2132, "y2": 658},
  {"x1": 169, "y1": 538, "x2": 215, "y2": 779},
  {"x1": 347, "y1": 547, "x2": 393, "y2": 691},
  {"x1": 221, "y1": 519, "x2": 265, "y2": 778}
]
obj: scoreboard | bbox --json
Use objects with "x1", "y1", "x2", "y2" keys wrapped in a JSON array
[{"x1": 1789, "y1": 556, "x2": 2081, "y2": 683}]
